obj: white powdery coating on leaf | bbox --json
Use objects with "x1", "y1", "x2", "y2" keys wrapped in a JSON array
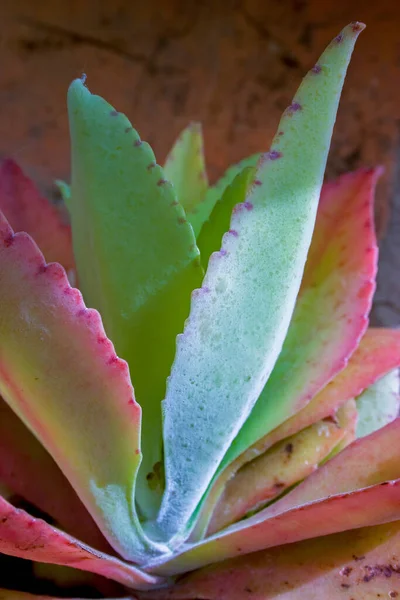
[{"x1": 158, "y1": 24, "x2": 364, "y2": 543}]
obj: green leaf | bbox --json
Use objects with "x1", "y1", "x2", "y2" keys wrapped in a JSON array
[
  {"x1": 219, "y1": 166, "x2": 379, "y2": 472},
  {"x1": 164, "y1": 123, "x2": 208, "y2": 223},
  {"x1": 197, "y1": 167, "x2": 256, "y2": 270},
  {"x1": 67, "y1": 80, "x2": 203, "y2": 519},
  {"x1": 157, "y1": 23, "x2": 365, "y2": 544},
  {"x1": 356, "y1": 369, "x2": 400, "y2": 438},
  {"x1": 193, "y1": 153, "x2": 261, "y2": 238}
]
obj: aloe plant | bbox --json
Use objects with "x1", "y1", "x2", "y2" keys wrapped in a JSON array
[{"x1": 1, "y1": 21, "x2": 400, "y2": 599}]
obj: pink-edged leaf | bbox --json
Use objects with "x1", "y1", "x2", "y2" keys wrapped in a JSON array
[
  {"x1": 0, "y1": 211, "x2": 157, "y2": 561},
  {"x1": 192, "y1": 328, "x2": 400, "y2": 540},
  {"x1": 223, "y1": 167, "x2": 380, "y2": 470},
  {"x1": 149, "y1": 479, "x2": 400, "y2": 576},
  {"x1": 0, "y1": 495, "x2": 165, "y2": 591},
  {"x1": 207, "y1": 400, "x2": 354, "y2": 535},
  {"x1": 154, "y1": 521, "x2": 400, "y2": 599},
  {"x1": 260, "y1": 416, "x2": 400, "y2": 518},
  {"x1": 158, "y1": 418, "x2": 400, "y2": 576},
  {"x1": 159, "y1": 24, "x2": 365, "y2": 542},
  {"x1": 0, "y1": 400, "x2": 108, "y2": 551},
  {"x1": 0, "y1": 160, "x2": 74, "y2": 272}
]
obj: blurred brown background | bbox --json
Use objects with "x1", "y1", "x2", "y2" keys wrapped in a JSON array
[{"x1": 0, "y1": 0, "x2": 399, "y2": 324}]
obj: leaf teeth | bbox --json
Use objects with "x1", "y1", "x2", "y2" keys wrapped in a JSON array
[
  {"x1": 158, "y1": 23, "x2": 364, "y2": 544},
  {"x1": 0, "y1": 208, "x2": 160, "y2": 560},
  {"x1": 220, "y1": 167, "x2": 381, "y2": 475},
  {"x1": 68, "y1": 78, "x2": 203, "y2": 521}
]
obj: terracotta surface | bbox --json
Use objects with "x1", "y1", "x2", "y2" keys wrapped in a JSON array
[{"x1": 0, "y1": 0, "x2": 400, "y2": 321}]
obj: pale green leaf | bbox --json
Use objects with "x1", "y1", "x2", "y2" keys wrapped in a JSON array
[
  {"x1": 193, "y1": 153, "x2": 261, "y2": 237},
  {"x1": 356, "y1": 368, "x2": 400, "y2": 438},
  {"x1": 157, "y1": 23, "x2": 364, "y2": 544},
  {"x1": 164, "y1": 122, "x2": 208, "y2": 225},
  {"x1": 67, "y1": 80, "x2": 203, "y2": 520}
]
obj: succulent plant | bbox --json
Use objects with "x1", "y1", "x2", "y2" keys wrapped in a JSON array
[{"x1": 1, "y1": 21, "x2": 400, "y2": 600}]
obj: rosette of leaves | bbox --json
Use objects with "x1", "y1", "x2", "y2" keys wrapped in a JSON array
[{"x1": 1, "y1": 22, "x2": 400, "y2": 600}]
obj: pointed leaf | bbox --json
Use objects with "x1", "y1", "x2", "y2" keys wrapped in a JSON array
[
  {"x1": 208, "y1": 401, "x2": 353, "y2": 535},
  {"x1": 163, "y1": 123, "x2": 208, "y2": 224},
  {"x1": 0, "y1": 211, "x2": 164, "y2": 561},
  {"x1": 0, "y1": 495, "x2": 165, "y2": 590},
  {"x1": 0, "y1": 160, "x2": 74, "y2": 273},
  {"x1": 0, "y1": 400, "x2": 108, "y2": 551},
  {"x1": 194, "y1": 153, "x2": 261, "y2": 237},
  {"x1": 68, "y1": 81, "x2": 203, "y2": 518},
  {"x1": 356, "y1": 369, "x2": 400, "y2": 438},
  {"x1": 197, "y1": 167, "x2": 256, "y2": 269},
  {"x1": 156, "y1": 522, "x2": 400, "y2": 600},
  {"x1": 158, "y1": 23, "x2": 365, "y2": 543},
  {"x1": 222, "y1": 166, "x2": 379, "y2": 471}
]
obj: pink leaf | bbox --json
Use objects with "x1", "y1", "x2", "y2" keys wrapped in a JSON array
[
  {"x1": 0, "y1": 495, "x2": 165, "y2": 590},
  {"x1": 0, "y1": 210, "x2": 145, "y2": 560},
  {"x1": 0, "y1": 160, "x2": 74, "y2": 272}
]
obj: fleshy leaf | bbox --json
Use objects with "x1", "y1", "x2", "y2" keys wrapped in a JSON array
[
  {"x1": 0, "y1": 400, "x2": 108, "y2": 551},
  {"x1": 207, "y1": 401, "x2": 352, "y2": 535},
  {"x1": 0, "y1": 495, "x2": 165, "y2": 590},
  {"x1": 0, "y1": 211, "x2": 164, "y2": 561},
  {"x1": 259, "y1": 415, "x2": 400, "y2": 518},
  {"x1": 356, "y1": 369, "x2": 400, "y2": 438},
  {"x1": 149, "y1": 478, "x2": 400, "y2": 576},
  {"x1": 192, "y1": 328, "x2": 400, "y2": 540},
  {"x1": 153, "y1": 401, "x2": 400, "y2": 576},
  {"x1": 221, "y1": 166, "x2": 379, "y2": 471},
  {"x1": 163, "y1": 123, "x2": 208, "y2": 225},
  {"x1": 197, "y1": 167, "x2": 256, "y2": 270},
  {"x1": 194, "y1": 153, "x2": 261, "y2": 237},
  {"x1": 153, "y1": 522, "x2": 400, "y2": 600},
  {"x1": 158, "y1": 23, "x2": 365, "y2": 543},
  {"x1": 67, "y1": 80, "x2": 203, "y2": 518},
  {"x1": 0, "y1": 160, "x2": 74, "y2": 272}
]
